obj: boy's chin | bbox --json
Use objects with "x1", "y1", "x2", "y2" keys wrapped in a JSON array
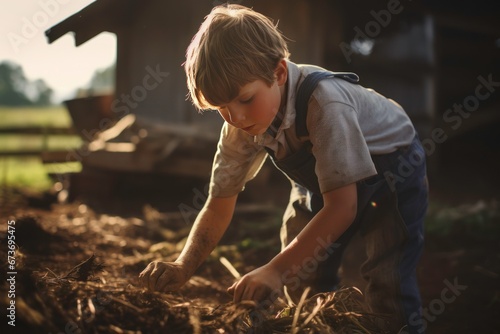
[{"x1": 249, "y1": 127, "x2": 267, "y2": 136}]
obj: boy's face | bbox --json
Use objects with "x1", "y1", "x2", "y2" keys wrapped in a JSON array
[{"x1": 216, "y1": 60, "x2": 287, "y2": 136}]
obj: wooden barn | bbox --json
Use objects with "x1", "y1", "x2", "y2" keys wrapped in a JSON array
[{"x1": 45, "y1": 0, "x2": 500, "y2": 200}]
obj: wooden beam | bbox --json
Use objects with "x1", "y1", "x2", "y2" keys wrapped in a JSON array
[
  {"x1": 0, "y1": 127, "x2": 76, "y2": 135},
  {"x1": 0, "y1": 150, "x2": 78, "y2": 163}
]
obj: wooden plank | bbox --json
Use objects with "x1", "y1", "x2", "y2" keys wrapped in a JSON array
[
  {"x1": 82, "y1": 149, "x2": 212, "y2": 179},
  {"x1": 41, "y1": 151, "x2": 80, "y2": 163},
  {"x1": 0, "y1": 150, "x2": 78, "y2": 163},
  {"x1": 0, "y1": 127, "x2": 76, "y2": 135},
  {"x1": 0, "y1": 150, "x2": 44, "y2": 157},
  {"x1": 0, "y1": 126, "x2": 78, "y2": 162}
]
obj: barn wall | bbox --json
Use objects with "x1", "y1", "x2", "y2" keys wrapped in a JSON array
[
  {"x1": 116, "y1": 1, "x2": 211, "y2": 126},
  {"x1": 113, "y1": 0, "x2": 338, "y2": 130}
]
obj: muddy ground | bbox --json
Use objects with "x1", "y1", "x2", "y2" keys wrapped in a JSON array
[{"x1": 1, "y1": 171, "x2": 499, "y2": 334}]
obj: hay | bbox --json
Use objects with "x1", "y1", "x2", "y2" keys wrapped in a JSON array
[
  {"x1": 30, "y1": 266, "x2": 384, "y2": 334},
  {"x1": 1, "y1": 205, "x2": 387, "y2": 333},
  {"x1": 232, "y1": 287, "x2": 385, "y2": 334}
]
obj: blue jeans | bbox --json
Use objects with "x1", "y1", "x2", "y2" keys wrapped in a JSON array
[{"x1": 280, "y1": 135, "x2": 428, "y2": 333}]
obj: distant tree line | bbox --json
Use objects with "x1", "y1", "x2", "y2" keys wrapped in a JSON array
[
  {"x1": 0, "y1": 61, "x2": 116, "y2": 106},
  {"x1": 0, "y1": 61, "x2": 53, "y2": 106},
  {"x1": 76, "y1": 63, "x2": 115, "y2": 97}
]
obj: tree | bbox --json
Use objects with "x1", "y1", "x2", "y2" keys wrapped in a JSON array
[
  {"x1": 76, "y1": 63, "x2": 115, "y2": 97},
  {"x1": 88, "y1": 64, "x2": 115, "y2": 94},
  {"x1": 0, "y1": 61, "x2": 32, "y2": 106},
  {"x1": 33, "y1": 79, "x2": 53, "y2": 106},
  {"x1": 0, "y1": 61, "x2": 54, "y2": 106}
]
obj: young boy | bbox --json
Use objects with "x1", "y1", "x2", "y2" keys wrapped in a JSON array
[{"x1": 139, "y1": 4, "x2": 428, "y2": 333}]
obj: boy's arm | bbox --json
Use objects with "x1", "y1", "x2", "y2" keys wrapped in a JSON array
[
  {"x1": 229, "y1": 183, "x2": 357, "y2": 302},
  {"x1": 271, "y1": 183, "x2": 357, "y2": 272},
  {"x1": 139, "y1": 194, "x2": 238, "y2": 292}
]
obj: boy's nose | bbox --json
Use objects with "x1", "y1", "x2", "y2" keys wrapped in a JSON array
[{"x1": 227, "y1": 107, "x2": 246, "y2": 125}]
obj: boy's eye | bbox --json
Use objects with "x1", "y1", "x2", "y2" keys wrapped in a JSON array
[{"x1": 239, "y1": 96, "x2": 254, "y2": 104}]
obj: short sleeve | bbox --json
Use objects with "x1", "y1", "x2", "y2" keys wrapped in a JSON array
[
  {"x1": 307, "y1": 98, "x2": 377, "y2": 193},
  {"x1": 209, "y1": 123, "x2": 268, "y2": 197}
]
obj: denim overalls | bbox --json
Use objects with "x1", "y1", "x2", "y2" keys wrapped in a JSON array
[{"x1": 265, "y1": 71, "x2": 428, "y2": 334}]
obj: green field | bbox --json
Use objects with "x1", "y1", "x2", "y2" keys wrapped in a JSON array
[
  {"x1": 0, "y1": 106, "x2": 74, "y2": 127},
  {"x1": 0, "y1": 106, "x2": 82, "y2": 191}
]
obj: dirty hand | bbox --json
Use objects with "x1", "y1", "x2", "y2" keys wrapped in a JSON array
[
  {"x1": 227, "y1": 263, "x2": 283, "y2": 303},
  {"x1": 139, "y1": 261, "x2": 188, "y2": 292}
]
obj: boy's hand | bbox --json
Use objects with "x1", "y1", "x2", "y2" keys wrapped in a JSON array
[
  {"x1": 227, "y1": 263, "x2": 283, "y2": 303},
  {"x1": 138, "y1": 261, "x2": 189, "y2": 292}
]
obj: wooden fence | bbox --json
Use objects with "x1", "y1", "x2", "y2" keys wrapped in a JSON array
[{"x1": 0, "y1": 126, "x2": 79, "y2": 163}]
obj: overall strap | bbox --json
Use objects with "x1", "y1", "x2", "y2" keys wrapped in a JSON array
[{"x1": 295, "y1": 71, "x2": 359, "y2": 138}]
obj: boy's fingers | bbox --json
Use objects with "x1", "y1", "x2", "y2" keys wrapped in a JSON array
[
  {"x1": 138, "y1": 265, "x2": 153, "y2": 288},
  {"x1": 227, "y1": 283, "x2": 236, "y2": 295},
  {"x1": 255, "y1": 285, "x2": 273, "y2": 303},
  {"x1": 146, "y1": 271, "x2": 156, "y2": 290},
  {"x1": 138, "y1": 262, "x2": 183, "y2": 292},
  {"x1": 144, "y1": 263, "x2": 162, "y2": 291},
  {"x1": 234, "y1": 284, "x2": 249, "y2": 303},
  {"x1": 156, "y1": 271, "x2": 176, "y2": 292}
]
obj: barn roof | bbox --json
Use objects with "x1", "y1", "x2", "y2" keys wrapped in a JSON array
[{"x1": 45, "y1": 0, "x2": 143, "y2": 46}]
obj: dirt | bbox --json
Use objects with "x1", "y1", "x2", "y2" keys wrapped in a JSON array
[{"x1": 1, "y1": 183, "x2": 499, "y2": 334}]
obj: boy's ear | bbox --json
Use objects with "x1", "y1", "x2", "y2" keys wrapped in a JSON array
[{"x1": 274, "y1": 59, "x2": 288, "y2": 86}]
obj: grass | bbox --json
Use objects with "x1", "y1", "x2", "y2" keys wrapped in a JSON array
[
  {"x1": 0, "y1": 106, "x2": 82, "y2": 191},
  {"x1": 0, "y1": 134, "x2": 81, "y2": 151},
  {"x1": 0, "y1": 106, "x2": 73, "y2": 127}
]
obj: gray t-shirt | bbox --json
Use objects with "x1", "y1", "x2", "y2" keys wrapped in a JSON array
[{"x1": 209, "y1": 60, "x2": 415, "y2": 197}]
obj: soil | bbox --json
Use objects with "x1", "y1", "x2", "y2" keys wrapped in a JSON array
[{"x1": 1, "y1": 174, "x2": 499, "y2": 334}]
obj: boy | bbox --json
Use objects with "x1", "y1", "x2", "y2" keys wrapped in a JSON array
[{"x1": 139, "y1": 4, "x2": 428, "y2": 333}]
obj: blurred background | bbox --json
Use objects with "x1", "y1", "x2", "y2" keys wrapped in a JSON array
[{"x1": 1, "y1": 0, "x2": 499, "y2": 332}]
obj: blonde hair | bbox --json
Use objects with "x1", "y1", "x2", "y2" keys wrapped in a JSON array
[{"x1": 185, "y1": 4, "x2": 290, "y2": 110}]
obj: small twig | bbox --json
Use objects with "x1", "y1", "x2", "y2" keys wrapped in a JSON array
[
  {"x1": 76, "y1": 298, "x2": 87, "y2": 334},
  {"x1": 291, "y1": 287, "x2": 310, "y2": 334},
  {"x1": 86, "y1": 298, "x2": 96, "y2": 323},
  {"x1": 63, "y1": 257, "x2": 89, "y2": 278},
  {"x1": 108, "y1": 295, "x2": 144, "y2": 313},
  {"x1": 302, "y1": 296, "x2": 323, "y2": 326},
  {"x1": 348, "y1": 313, "x2": 371, "y2": 334},
  {"x1": 63, "y1": 254, "x2": 101, "y2": 280},
  {"x1": 219, "y1": 256, "x2": 241, "y2": 279},
  {"x1": 45, "y1": 267, "x2": 61, "y2": 279},
  {"x1": 109, "y1": 325, "x2": 125, "y2": 333},
  {"x1": 283, "y1": 287, "x2": 295, "y2": 307},
  {"x1": 76, "y1": 298, "x2": 83, "y2": 319}
]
